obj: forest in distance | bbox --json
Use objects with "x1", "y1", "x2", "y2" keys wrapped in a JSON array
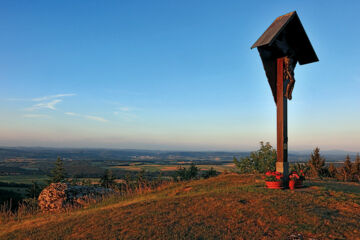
[
  {"x1": 1, "y1": 144, "x2": 360, "y2": 239},
  {"x1": 0, "y1": 146, "x2": 357, "y2": 183}
]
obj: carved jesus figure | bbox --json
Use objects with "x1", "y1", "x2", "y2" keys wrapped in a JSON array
[{"x1": 283, "y1": 57, "x2": 296, "y2": 100}]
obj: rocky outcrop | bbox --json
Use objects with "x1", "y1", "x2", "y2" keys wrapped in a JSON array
[{"x1": 38, "y1": 183, "x2": 113, "y2": 212}]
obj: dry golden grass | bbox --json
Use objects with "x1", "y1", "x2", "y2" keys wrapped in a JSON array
[
  {"x1": 1, "y1": 174, "x2": 360, "y2": 239},
  {"x1": 160, "y1": 166, "x2": 178, "y2": 171}
]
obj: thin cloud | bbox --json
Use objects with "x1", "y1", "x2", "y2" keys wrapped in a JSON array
[
  {"x1": 65, "y1": 112, "x2": 108, "y2": 123},
  {"x1": 113, "y1": 105, "x2": 139, "y2": 121},
  {"x1": 32, "y1": 93, "x2": 76, "y2": 102},
  {"x1": 26, "y1": 99, "x2": 62, "y2": 111},
  {"x1": 65, "y1": 112, "x2": 79, "y2": 116},
  {"x1": 7, "y1": 93, "x2": 76, "y2": 102},
  {"x1": 12, "y1": 93, "x2": 76, "y2": 112},
  {"x1": 85, "y1": 115, "x2": 108, "y2": 123}
]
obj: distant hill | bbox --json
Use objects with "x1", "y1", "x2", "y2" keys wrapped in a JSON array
[
  {"x1": 0, "y1": 146, "x2": 251, "y2": 162},
  {"x1": 1, "y1": 174, "x2": 359, "y2": 239},
  {"x1": 1, "y1": 146, "x2": 357, "y2": 163}
]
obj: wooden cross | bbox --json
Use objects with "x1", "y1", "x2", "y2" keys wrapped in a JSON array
[{"x1": 251, "y1": 11, "x2": 318, "y2": 181}]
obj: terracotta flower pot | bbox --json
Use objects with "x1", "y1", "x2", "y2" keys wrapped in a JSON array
[
  {"x1": 265, "y1": 181, "x2": 283, "y2": 189},
  {"x1": 289, "y1": 180, "x2": 296, "y2": 190}
]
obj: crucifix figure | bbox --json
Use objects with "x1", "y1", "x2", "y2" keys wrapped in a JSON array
[
  {"x1": 284, "y1": 57, "x2": 296, "y2": 100},
  {"x1": 251, "y1": 11, "x2": 318, "y2": 183}
]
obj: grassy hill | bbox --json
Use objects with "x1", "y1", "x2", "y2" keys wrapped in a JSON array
[{"x1": 1, "y1": 174, "x2": 360, "y2": 239}]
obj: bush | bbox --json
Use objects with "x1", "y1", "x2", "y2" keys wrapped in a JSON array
[
  {"x1": 25, "y1": 181, "x2": 43, "y2": 199},
  {"x1": 100, "y1": 169, "x2": 116, "y2": 188},
  {"x1": 202, "y1": 167, "x2": 218, "y2": 179},
  {"x1": 290, "y1": 163, "x2": 309, "y2": 176},
  {"x1": 233, "y1": 141, "x2": 276, "y2": 173},
  {"x1": 174, "y1": 163, "x2": 199, "y2": 181}
]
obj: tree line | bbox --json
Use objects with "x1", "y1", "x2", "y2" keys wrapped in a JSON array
[{"x1": 233, "y1": 142, "x2": 360, "y2": 182}]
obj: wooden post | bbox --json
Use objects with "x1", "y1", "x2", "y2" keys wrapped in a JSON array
[{"x1": 276, "y1": 57, "x2": 289, "y2": 181}]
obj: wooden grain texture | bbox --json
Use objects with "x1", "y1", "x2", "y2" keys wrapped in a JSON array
[{"x1": 276, "y1": 57, "x2": 288, "y2": 163}]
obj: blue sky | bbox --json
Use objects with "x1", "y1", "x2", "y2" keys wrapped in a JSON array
[{"x1": 0, "y1": 0, "x2": 359, "y2": 151}]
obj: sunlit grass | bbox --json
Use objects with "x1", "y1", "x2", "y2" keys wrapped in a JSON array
[{"x1": 1, "y1": 173, "x2": 359, "y2": 239}]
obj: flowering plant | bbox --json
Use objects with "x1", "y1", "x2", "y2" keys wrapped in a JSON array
[
  {"x1": 265, "y1": 171, "x2": 283, "y2": 182},
  {"x1": 289, "y1": 170, "x2": 305, "y2": 181}
]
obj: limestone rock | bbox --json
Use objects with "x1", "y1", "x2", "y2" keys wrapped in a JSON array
[{"x1": 38, "y1": 183, "x2": 113, "y2": 212}]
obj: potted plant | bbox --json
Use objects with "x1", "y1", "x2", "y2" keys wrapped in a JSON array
[
  {"x1": 296, "y1": 170, "x2": 305, "y2": 188},
  {"x1": 288, "y1": 172, "x2": 299, "y2": 190},
  {"x1": 289, "y1": 171, "x2": 305, "y2": 189},
  {"x1": 265, "y1": 171, "x2": 284, "y2": 189}
]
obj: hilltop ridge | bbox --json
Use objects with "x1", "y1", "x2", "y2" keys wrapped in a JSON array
[{"x1": 1, "y1": 174, "x2": 360, "y2": 239}]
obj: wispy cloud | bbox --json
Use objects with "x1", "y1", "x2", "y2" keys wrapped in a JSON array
[
  {"x1": 112, "y1": 105, "x2": 139, "y2": 121},
  {"x1": 65, "y1": 112, "x2": 79, "y2": 116},
  {"x1": 85, "y1": 115, "x2": 108, "y2": 123},
  {"x1": 23, "y1": 114, "x2": 50, "y2": 119},
  {"x1": 32, "y1": 93, "x2": 76, "y2": 102},
  {"x1": 21, "y1": 93, "x2": 76, "y2": 112},
  {"x1": 65, "y1": 112, "x2": 108, "y2": 123},
  {"x1": 26, "y1": 99, "x2": 62, "y2": 111},
  {"x1": 7, "y1": 93, "x2": 76, "y2": 102}
]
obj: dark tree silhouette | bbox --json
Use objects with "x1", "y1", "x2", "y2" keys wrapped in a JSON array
[
  {"x1": 352, "y1": 153, "x2": 360, "y2": 182},
  {"x1": 202, "y1": 167, "x2": 218, "y2": 179},
  {"x1": 25, "y1": 181, "x2": 42, "y2": 199},
  {"x1": 308, "y1": 147, "x2": 325, "y2": 178},
  {"x1": 328, "y1": 163, "x2": 337, "y2": 178},
  {"x1": 341, "y1": 155, "x2": 353, "y2": 182},
  {"x1": 100, "y1": 169, "x2": 116, "y2": 188},
  {"x1": 50, "y1": 156, "x2": 66, "y2": 183},
  {"x1": 175, "y1": 163, "x2": 199, "y2": 181}
]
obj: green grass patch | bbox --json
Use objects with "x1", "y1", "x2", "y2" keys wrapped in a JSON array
[{"x1": 0, "y1": 175, "x2": 48, "y2": 184}]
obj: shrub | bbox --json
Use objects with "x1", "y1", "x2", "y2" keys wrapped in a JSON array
[
  {"x1": 234, "y1": 141, "x2": 276, "y2": 173},
  {"x1": 100, "y1": 169, "x2": 116, "y2": 188},
  {"x1": 25, "y1": 181, "x2": 43, "y2": 199},
  {"x1": 202, "y1": 167, "x2": 218, "y2": 179},
  {"x1": 174, "y1": 163, "x2": 199, "y2": 181},
  {"x1": 291, "y1": 163, "x2": 309, "y2": 176}
]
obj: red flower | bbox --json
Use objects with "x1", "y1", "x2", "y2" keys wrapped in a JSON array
[
  {"x1": 289, "y1": 172, "x2": 300, "y2": 180},
  {"x1": 265, "y1": 171, "x2": 283, "y2": 180}
]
